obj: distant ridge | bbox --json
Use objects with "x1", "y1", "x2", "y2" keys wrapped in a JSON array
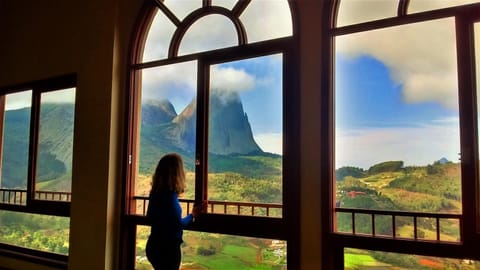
[{"x1": 0, "y1": 91, "x2": 274, "y2": 188}]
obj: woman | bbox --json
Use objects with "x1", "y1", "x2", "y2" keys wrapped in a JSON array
[{"x1": 146, "y1": 153, "x2": 203, "y2": 270}]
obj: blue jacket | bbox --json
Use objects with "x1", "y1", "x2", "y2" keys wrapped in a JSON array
[{"x1": 147, "y1": 191, "x2": 193, "y2": 243}]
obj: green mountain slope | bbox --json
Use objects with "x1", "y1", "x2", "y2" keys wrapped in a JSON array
[
  {"x1": 138, "y1": 94, "x2": 275, "y2": 174},
  {"x1": 336, "y1": 161, "x2": 461, "y2": 213},
  {"x1": 1, "y1": 104, "x2": 74, "y2": 189},
  {"x1": 1, "y1": 93, "x2": 281, "y2": 190}
]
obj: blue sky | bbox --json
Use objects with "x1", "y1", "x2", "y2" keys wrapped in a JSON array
[
  {"x1": 216, "y1": 55, "x2": 283, "y2": 134},
  {"x1": 215, "y1": 55, "x2": 283, "y2": 154},
  {"x1": 336, "y1": 55, "x2": 458, "y2": 130},
  {"x1": 140, "y1": 1, "x2": 292, "y2": 155},
  {"x1": 140, "y1": 1, "x2": 477, "y2": 163},
  {"x1": 336, "y1": 54, "x2": 460, "y2": 169},
  {"x1": 334, "y1": 17, "x2": 465, "y2": 169},
  {"x1": 142, "y1": 54, "x2": 283, "y2": 154}
]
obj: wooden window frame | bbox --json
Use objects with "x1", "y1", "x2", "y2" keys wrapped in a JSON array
[
  {"x1": 322, "y1": 1, "x2": 480, "y2": 268},
  {"x1": 121, "y1": 1, "x2": 300, "y2": 269},
  {"x1": 0, "y1": 73, "x2": 76, "y2": 269}
]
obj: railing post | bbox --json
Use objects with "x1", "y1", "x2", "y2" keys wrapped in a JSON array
[
  {"x1": 392, "y1": 215, "x2": 396, "y2": 239},
  {"x1": 371, "y1": 213, "x2": 375, "y2": 236},
  {"x1": 352, "y1": 212, "x2": 355, "y2": 235},
  {"x1": 413, "y1": 216, "x2": 418, "y2": 240},
  {"x1": 436, "y1": 217, "x2": 441, "y2": 241}
]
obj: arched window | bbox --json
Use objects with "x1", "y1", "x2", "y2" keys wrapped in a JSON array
[
  {"x1": 123, "y1": 1, "x2": 299, "y2": 269},
  {"x1": 324, "y1": 0, "x2": 480, "y2": 268}
]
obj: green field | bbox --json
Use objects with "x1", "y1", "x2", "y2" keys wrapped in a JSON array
[
  {"x1": 135, "y1": 228, "x2": 287, "y2": 270},
  {"x1": 337, "y1": 160, "x2": 473, "y2": 268}
]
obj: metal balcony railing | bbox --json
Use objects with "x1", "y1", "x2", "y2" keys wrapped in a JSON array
[
  {"x1": 335, "y1": 207, "x2": 462, "y2": 243},
  {"x1": 0, "y1": 188, "x2": 26, "y2": 205},
  {"x1": 133, "y1": 195, "x2": 282, "y2": 218},
  {"x1": 0, "y1": 188, "x2": 71, "y2": 205}
]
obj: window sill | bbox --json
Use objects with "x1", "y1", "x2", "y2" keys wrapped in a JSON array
[{"x1": 0, "y1": 244, "x2": 67, "y2": 270}]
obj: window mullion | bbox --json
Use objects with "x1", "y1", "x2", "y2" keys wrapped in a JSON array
[
  {"x1": 26, "y1": 89, "x2": 41, "y2": 206},
  {"x1": 0, "y1": 95, "x2": 5, "y2": 190},
  {"x1": 195, "y1": 59, "x2": 209, "y2": 204},
  {"x1": 455, "y1": 15, "x2": 478, "y2": 246}
]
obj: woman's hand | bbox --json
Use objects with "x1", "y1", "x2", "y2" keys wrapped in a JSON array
[{"x1": 192, "y1": 201, "x2": 207, "y2": 218}]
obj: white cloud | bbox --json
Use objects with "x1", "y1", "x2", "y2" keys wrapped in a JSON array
[
  {"x1": 142, "y1": 10, "x2": 176, "y2": 62},
  {"x1": 141, "y1": 61, "x2": 197, "y2": 109},
  {"x1": 141, "y1": 62, "x2": 256, "y2": 110},
  {"x1": 5, "y1": 91, "x2": 32, "y2": 111},
  {"x1": 179, "y1": 15, "x2": 238, "y2": 55},
  {"x1": 4, "y1": 88, "x2": 76, "y2": 111},
  {"x1": 210, "y1": 66, "x2": 255, "y2": 93},
  {"x1": 240, "y1": 0, "x2": 292, "y2": 43},
  {"x1": 142, "y1": 0, "x2": 293, "y2": 60},
  {"x1": 210, "y1": 66, "x2": 256, "y2": 104},
  {"x1": 336, "y1": 18, "x2": 458, "y2": 109},
  {"x1": 213, "y1": 0, "x2": 237, "y2": 10},
  {"x1": 42, "y1": 88, "x2": 76, "y2": 103},
  {"x1": 254, "y1": 133, "x2": 282, "y2": 155},
  {"x1": 164, "y1": 0, "x2": 201, "y2": 21},
  {"x1": 336, "y1": 1, "x2": 480, "y2": 27},
  {"x1": 337, "y1": 0, "x2": 397, "y2": 26},
  {"x1": 408, "y1": 0, "x2": 480, "y2": 13},
  {"x1": 336, "y1": 118, "x2": 460, "y2": 169}
]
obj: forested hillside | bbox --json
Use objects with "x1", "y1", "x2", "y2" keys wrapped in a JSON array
[
  {"x1": 336, "y1": 160, "x2": 461, "y2": 214},
  {"x1": 337, "y1": 160, "x2": 467, "y2": 269},
  {"x1": 1, "y1": 104, "x2": 74, "y2": 189}
]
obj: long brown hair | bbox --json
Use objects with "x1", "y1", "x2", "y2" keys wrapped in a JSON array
[{"x1": 151, "y1": 153, "x2": 186, "y2": 194}]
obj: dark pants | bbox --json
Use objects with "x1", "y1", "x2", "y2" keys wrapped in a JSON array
[{"x1": 146, "y1": 238, "x2": 181, "y2": 270}]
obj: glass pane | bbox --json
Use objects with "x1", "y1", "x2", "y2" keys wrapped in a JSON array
[
  {"x1": 179, "y1": 15, "x2": 237, "y2": 56},
  {"x1": 35, "y1": 88, "x2": 75, "y2": 201},
  {"x1": 137, "y1": 61, "x2": 197, "y2": 202},
  {"x1": 240, "y1": 0, "x2": 292, "y2": 43},
  {"x1": 345, "y1": 248, "x2": 480, "y2": 269},
  {"x1": 336, "y1": 0, "x2": 398, "y2": 27},
  {"x1": 142, "y1": 10, "x2": 176, "y2": 62},
  {"x1": 416, "y1": 217, "x2": 437, "y2": 240},
  {"x1": 207, "y1": 55, "x2": 283, "y2": 217},
  {"x1": 335, "y1": 18, "x2": 461, "y2": 237},
  {"x1": 409, "y1": 0, "x2": 480, "y2": 14},
  {"x1": 0, "y1": 91, "x2": 32, "y2": 204},
  {"x1": 163, "y1": 0, "x2": 201, "y2": 21},
  {"x1": 440, "y1": 218, "x2": 460, "y2": 242},
  {"x1": 374, "y1": 215, "x2": 393, "y2": 237},
  {"x1": 212, "y1": 0, "x2": 237, "y2": 10},
  {"x1": 136, "y1": 226, "x2": 287, "y2": 269},
  {"x1": 0, "y1": 210, "x2": 70, "y2": 255},
  {"x1": 336, "y1": 212, "x2": 353, "y2": 233},
  {"x1": 354, "y1": 213, "x2": 372, "y2": 235}
]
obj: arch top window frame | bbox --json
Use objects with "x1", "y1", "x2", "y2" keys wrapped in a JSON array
[
  {"x1": 123, "y1": 0, "x2": 299, "y2": 269},
  {"x1": 332, "y1": 0, "x2": 480, "y2": 36},
  {"x1": 134, "y1": 0, "x2": 294, "y2": 64},
  {"x1": 164, "y1": 5, "x2": 248, "y2": 57}
]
